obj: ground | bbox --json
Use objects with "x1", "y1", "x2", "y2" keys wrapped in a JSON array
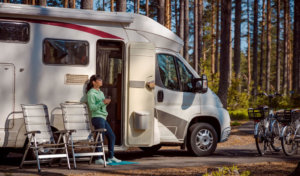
[{"x1": 0, "y1": 121, "x2": 299, "y2": 176}]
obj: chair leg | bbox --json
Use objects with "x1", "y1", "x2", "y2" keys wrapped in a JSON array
[
  {"x1": 35, "y1": 148, "x2": 41, "y2": 173},
  {"x1": 89, "y1": 132, "x2": 100, "y2": 165},
  {"x1": 70, "y1": 135, "x2": 76, "y2": 169},
  {"x1": 100, "y1": 134, "x2": 106, "y2": 167},
  {"x1": 19, "y1": 141, "x2": 31, "y2": 169},
  {"x1": 63, "y1": 135, "x2": 71, "y2": 170}
]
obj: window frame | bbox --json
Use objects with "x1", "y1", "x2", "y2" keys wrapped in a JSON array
[
  {"x1": 156, "y1": 53, "x2": 181, "y2": 92},
  {"x1": 42, "y1": 38, "x2": 90, "y2": 67},
  {"x1": 0, "y1": 20, "x2": 30, "y2": 43},
  {"x1": 156, "y1": 53, "x2": 196, "y2": 93}
]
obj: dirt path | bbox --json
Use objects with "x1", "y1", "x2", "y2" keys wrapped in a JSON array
[{"x1": 0, "y1": 121, "x2": 299, "y2": 176}]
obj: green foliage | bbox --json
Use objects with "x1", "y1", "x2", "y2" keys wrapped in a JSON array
[
  {"x1": 231, "y1": 121, "x2": 241, "y2": 126},
  {"x1": 203, "y1": 165, "x2": 251, "y2": 176},
  {"x1": 229, "y1": 109, "x2": 249, "y2": 120},
  {"x1": 227, "y1": 77, "x2": 250, "y2": 110}
]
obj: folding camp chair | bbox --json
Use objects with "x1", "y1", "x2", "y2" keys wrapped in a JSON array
[
  {"x1": 60, "y1": 103, "x2": 106, "y2": 168},
  {"x1": 19, "y1": 104, "x2": 71, "y2": 172}
]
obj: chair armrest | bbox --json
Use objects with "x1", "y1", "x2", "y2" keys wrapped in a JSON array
[
  {"x1": 24, "y1": 130, "x2": 41, "y2": 135},
  {"x1": 92, "y1": 128, "x2": 107, "y2": 133},
  {"x1": 54, "y1": 129, "x2": 76, "y2": 134}
]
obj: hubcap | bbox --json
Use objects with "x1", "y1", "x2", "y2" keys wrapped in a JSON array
[{"x1": 195, "y1": 129, "x2": 213, "y2": 151}]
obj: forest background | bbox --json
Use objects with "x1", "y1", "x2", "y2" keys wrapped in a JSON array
[{"x1": 2, "y1": 0, "x2": 300, "y2": 120}]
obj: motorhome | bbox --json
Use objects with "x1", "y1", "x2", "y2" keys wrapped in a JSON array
[{"x1": 0, "y1": 3, "x2": 230, "y2": 157}]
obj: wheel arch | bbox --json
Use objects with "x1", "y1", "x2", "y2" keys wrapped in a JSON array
[{"x1": 186, "y1": 116, "x2": 221, "y2": 142}]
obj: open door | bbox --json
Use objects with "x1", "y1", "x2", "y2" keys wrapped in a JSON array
[{"x1": 126, "y1": 42, "x2": 156, "y2": 147}]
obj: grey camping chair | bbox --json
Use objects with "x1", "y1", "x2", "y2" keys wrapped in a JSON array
[
  {"x1": 60, "y1": 103, "x2": 106, "y2": 168},
  {"x1": 19, "y1": 104, "x2": 71, "y2": 172}
]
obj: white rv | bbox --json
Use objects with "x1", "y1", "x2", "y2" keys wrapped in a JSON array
[{"x1": 0, "y1": 3, "x2": 230, "y2": 157}]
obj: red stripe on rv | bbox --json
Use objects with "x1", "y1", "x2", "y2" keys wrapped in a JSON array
[{"x1": 6, "y1": 18, "x2": 123, "y2": 40}]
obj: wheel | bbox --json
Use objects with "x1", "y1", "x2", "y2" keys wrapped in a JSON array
[
  {"x1": 187, "y1": 123, "x2": 218, "y2": 156},
  {"x1": 0, "y1": 148, "x2": 10, "y2": 159},
  {"x1": 281, "y1": 126, "x2": 298, "y2": 156},
  {"x1": 255, "y1": 123, "x2": 266, "y2": 155},
  {"x1": 270, "y1": 121, "x2": 282, "y2": 152},
  {"x1": 139, "y1": 144, "x2": 162, "y2": 153}
]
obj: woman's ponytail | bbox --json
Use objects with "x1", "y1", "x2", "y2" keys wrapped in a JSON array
[{"x1": 86, "y1": 74, "x2": 102, "y2": 93}]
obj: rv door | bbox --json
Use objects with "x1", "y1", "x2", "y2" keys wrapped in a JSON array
[{"x1": 126, "y1": 42, "x2": 156, "y2": 147}]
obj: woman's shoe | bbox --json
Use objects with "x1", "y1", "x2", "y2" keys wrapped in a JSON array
[
  {"x1": 107, "y1": 156, "x2": 121, "y2": 163},
  {"x1": 95, "y1": 158, "x2": 105, "y2": 165}
]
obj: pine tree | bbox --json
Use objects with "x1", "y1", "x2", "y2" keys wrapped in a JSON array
[
  {"x1": 253, "y1": 0, "x2": 258, "y2": 95},
  {"x1": 234, "y1": 0, "x2": 241, "y2": 79},
  {"x1": 218, "y1": 0, "x2": 232, "y2": 108},
  {"x1": 265, "y1": 0, "x2": 271, "y2": 93}
]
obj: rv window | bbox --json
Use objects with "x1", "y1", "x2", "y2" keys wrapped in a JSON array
[
  {"x1": 157, "y1": 54, "x2": 180, "y2": 91},
  {"x1": 43, "y1": 39, "x2": 89, "y2": 65},
  {"x1": 175, "y1": 58, "x2": 194, "y2": 92},
  {"x1": 0, "y1": 21, "x2": 29, "y2": 42}
]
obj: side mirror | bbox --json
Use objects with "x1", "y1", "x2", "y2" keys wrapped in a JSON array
[{"x1": 192, "y1": 74, "x2": 208, "y2": 93}]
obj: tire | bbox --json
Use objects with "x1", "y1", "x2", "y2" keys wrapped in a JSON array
[
  {"x1": 187, "y1": 123, "x2": 218, "y2": 156},
  {"x1": 281, "y1": 126, "x2": 298, "y2": 156},
  {"x1": 139, "y1": 144, "x2": 162, "y2": 153},
  {"x1": 0, "y1": 148, "x2": 10, "y2": 159},
  {"x1": 255, "y1": 123, "x2": 266, "y2": 155},
  {"x1": 270, "y1": 121, "x2": 282, "y2": 152}
]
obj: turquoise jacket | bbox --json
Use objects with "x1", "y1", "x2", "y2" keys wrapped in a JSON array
[{"x1": 87, "y1": 88, "x2": 108, "y2": 119}]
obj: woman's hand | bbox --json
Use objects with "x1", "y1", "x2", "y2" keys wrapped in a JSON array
[{"x1": 103, "y1": 99, "x2": 111, "y2": 105}]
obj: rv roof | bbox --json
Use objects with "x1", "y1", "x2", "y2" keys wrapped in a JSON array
[
  {"x1": 0, "y1": 3, "x2": 184, "y2": 52},
  {"x1": 0, "y1": 3, "x2": 134, "y2": 23}
]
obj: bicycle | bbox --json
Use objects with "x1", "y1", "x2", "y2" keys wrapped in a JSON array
[
  {"x1": 278, "y1": 109, "x2": 300, "y2": 156},
  {"x1": 248, "y1": 93, "x2": 283, "y2": 155}
]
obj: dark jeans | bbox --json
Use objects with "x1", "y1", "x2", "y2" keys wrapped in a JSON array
[{"x1": 91, "y1": 117, "x2": 115, "y2": 159}]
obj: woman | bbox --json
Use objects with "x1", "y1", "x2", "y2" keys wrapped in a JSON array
[{"x1": 86, "y1": 74, "x2": 121, "y2": 164}]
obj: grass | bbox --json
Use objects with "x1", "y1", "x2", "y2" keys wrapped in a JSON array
[{"x1": 229, "y1": 109, "x2": 249, "y2": 121}]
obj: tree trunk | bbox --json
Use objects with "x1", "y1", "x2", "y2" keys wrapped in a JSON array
[
  {"x1": 287, "y1": 1, "x2": 292, "y2": 92},
  {"x1": 211, "y1": 0, "x2": 215, "y2": 75},
  {"x1": 40, "y1": 0, "x2": 47, "y2": 6},
  {"x1": 194, "y1": 0, "x2": 199, "y2": 72},
  {"x1": 116, "y1": 0, "x2": 126, "y2": 12},
  {"x1": 218, "y1": 0, "x2": 232, "y2": 109},
  {"x1": 247, "y1": 0, "x2": 251, "y2": 94},
  {"x1": 175, "y1": 0, "x2": 179, "y2": 34},
  {"x1": 253, "y1": 0, "x2": 258, "y2": 95},
  {"x1": 165, "y1": 0, "x2": 171, "y2": 29},
  {"x1": 111, "y1": 0, "x2": 114, "y2": 12},
  {"x1": 229, "y1": 27, "x2": 232, "y2": 86},
  {"x1": 81, "y1": 0, "x2": 93, "y2": 9},
  {"x1": 179, "y1": 0, "x2": 184, "y2": 55},
  {"x1": 198, "y1": 0, "x2": 203, "y2": 73},
  {"x1": 70, "y1": 0, "x2": 76, "y2": 8},
  {"x1": 234, "y1": 0, "x2": 241, "y2": 79},
  {"x1": 283, "y1": 0, "x2": 288, "y2": 94},
  {"x1": 137, "y1": 0, "x2": 140, "y2": 14},
  {"x1": 276, "y1": 0, "x2": 281, "y2": 93},
  {"x1": 293, "y1": 0, "x2": 300, "y2": 93},
  {"x1": 158, "y1": 0, "x2": 165, "y2": 25},
  {"x1": 265, "y1": 0, "x2": 271, "y2": 93},
  {"x1": 215, "y1": 0, "x2": 220, "y2": 73},
  {"x1": 184, "y1": 0, "x2": 189, "y2": 62},
  {"x1": 146, "y1": 0, "x2": 149, "y2": 16},
  {"x1": 259, "y1": 0, "x2": 266, "y2": 89}
]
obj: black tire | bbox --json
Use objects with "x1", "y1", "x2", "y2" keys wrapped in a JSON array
[
  {"x1": 281, "y1": 126, "x2": 298, "y2": 156},
  {"x1": 270, "y1": 121, "x2": 281, "y2": 152},
  {"x1": 187, "y1": 123, "x2": 218, "y2": 156},
  {"x1": 255, "y1": 123, "x2": 266, "y2": 155},
  {"x1": 0, "y1": 148, "x2": 10, "y2": 159},
  {"x1": 139, "y1": 144, "x2": 162, "y2": 153}
]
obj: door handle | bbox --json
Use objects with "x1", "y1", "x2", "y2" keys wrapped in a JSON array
[{"x1": 157, "y1": 90, "x2": 164, "y2": 102}]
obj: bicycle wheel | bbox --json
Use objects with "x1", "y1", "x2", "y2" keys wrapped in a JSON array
[
  {"x1": 281, "y1": 126, "x2": 298, "y2": 156},
  {"x1": 255, "y1": 122, "x2": 266, "y2": 155},
  {"x1": 270, "y1": 120, "x2": 282, "y2": 152}
]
